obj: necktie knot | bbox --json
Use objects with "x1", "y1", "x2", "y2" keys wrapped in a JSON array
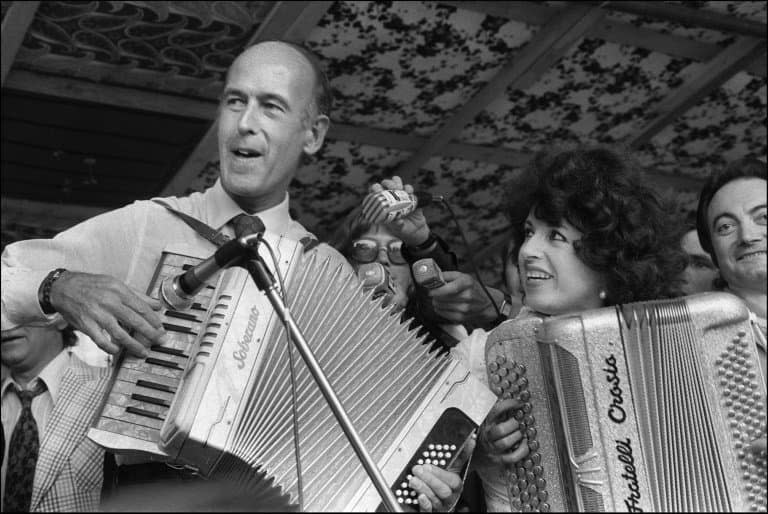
[
  {"x1": 14, "y1": 381, "x2": 47, "y2": 406},
  {"x1": 232, "y1": 214, "x2": 265, "y2": 239}
]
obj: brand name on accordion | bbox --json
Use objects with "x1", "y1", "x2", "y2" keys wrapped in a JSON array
[
  {"x1": 603, "y1": 354, "x2": 627, "y2": 424},
  {"x1": 615, "y1": 438, "x2": 643, "y2": 512},
  {"x1": 233, "y1": 305, "x2": 260, "y2": 369}
]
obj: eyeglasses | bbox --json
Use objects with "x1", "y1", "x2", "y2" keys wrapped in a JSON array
[{"x1": 351, "y1": 238, "x2": 406, "y2": 265}]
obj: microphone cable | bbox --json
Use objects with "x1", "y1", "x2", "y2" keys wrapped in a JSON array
[
  {"x1": 434, "y1": 197, "x2": 502, "y2": 318},
  {"x1": 259, "y1": 237, "x2": 305, "y2": 511}
]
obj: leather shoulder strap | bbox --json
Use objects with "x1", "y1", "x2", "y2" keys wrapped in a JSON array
[{"x1": 153, "y1": 199, "x2": 230, "y2": 247}]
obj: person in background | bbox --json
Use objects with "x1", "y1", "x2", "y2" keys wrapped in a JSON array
[
  {"x1": 336, "y1": 175, "x2": 470, "y2": 356},
  {"x1": 2, "y1": 322, "x2": 111, "y2": 512},
  {"x1": 695, "y1": 156, "x2": 766, "y2": 454},
  {"x1": 679, "y1": 215, "x2": 719, "y2": 295}
]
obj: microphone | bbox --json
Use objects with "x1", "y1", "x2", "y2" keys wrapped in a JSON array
[
  {"x1": 161, "y1": 221, "x2": 265, "y2": 310},
  {"x1": 367, "y1": 190, "x2": 444, "y2": 222},
  {"x1": 356, "y1": 262, "x2": 395, "y2": 302},
  {"x1": 411, "y1": 191, "x2": 443, "y2": 208}
]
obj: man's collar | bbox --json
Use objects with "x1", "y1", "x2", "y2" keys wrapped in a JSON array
[
  {"x1": 1, "y1": 349, "x2": 71, "y2": 404},
  {"x1": 205, "y1": 179, "x2": 293, "y2": 233}
]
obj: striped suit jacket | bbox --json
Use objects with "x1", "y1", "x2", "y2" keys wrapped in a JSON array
[{"x1": 29, "y1": 354, "x2": 111, "y2": 512}]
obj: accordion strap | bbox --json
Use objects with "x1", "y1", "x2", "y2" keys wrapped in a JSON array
[
  {"x1": 153, "y1": 199, "x2": 321, "y2": 252},
  {"x1": 153, "y1": 199, "x2": 231, "y2": 248}
]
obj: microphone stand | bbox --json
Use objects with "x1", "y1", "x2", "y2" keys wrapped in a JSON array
[{"x1": 243, "y1": 248, "x2": 403, "y2": 513}]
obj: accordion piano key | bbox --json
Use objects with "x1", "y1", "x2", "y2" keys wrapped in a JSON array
[{"x1": 88, "y1": 251, "x2": 215, "y2": 457}]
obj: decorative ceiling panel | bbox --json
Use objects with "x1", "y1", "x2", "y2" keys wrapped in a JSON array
[
  {"x1": 459, "y1": 37, "x2": 701, "y2": 151},
  {"x1": 635, "y1": 70, "x2": 767, "y2": 179},
  {"x1": 304, "y1": 0, "x2": 537, "y2": 136},
  {"x1": 13, "y1": 0, "x2": 272, "y2": 98}
]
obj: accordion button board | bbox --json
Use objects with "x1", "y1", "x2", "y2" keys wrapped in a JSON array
[
  {"x1": 485, "y1": 315, "x2": 567, "y2": 513},
  {"x1": 377, "y1": 407, "x2": 477, "y2": 511},
  {"x1": 487, "y1": 292, "x2": 766, "y2": 512}
]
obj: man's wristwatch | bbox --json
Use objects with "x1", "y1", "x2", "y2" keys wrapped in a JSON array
[{"x1": 38, "y1": 268, "x2": 67, "y2": 314}]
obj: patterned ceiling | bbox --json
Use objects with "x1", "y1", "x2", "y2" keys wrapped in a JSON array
[{"x1": 1, "y1": 1, "x2": 766, "y2": 285}]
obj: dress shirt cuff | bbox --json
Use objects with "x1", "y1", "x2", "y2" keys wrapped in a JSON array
[{"x1": 1, "y1": 267, "x2": 60, "y2": 329}]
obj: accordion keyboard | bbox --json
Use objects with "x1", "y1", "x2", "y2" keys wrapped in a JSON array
[{"x1": 89, "y1": 252, "x2": 217, "y2": 456}]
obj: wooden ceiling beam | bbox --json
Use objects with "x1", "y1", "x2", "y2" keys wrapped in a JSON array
[
  {"x1": 1, "y1": 0, "x2": 40, "y2": 85},
  {"x1": 439, "y1": 1, "x2": 553, "y2": 26},
  {"x1": 4, "y1": 70, "x2": 218, "y2": 119},
  {"x1": 161, "y1": 1, "x2": 333, "y2": 196},
  {"x1": 2, "y1": 197, "x2": 107, "y2": 232},
  {"x1": 441, "y1": 1, "x2": 765, "y2": 77},
  {"x1": 395, "y1": 5, "x2": 605, "y2": 182},
  {"x1": 628, "y1": 36, "x2": 766, "y2": 150},
  {"x1": 593, "y1": 1, "x2": 767, "y2": 39}
]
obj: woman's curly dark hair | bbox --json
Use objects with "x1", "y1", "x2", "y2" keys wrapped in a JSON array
[{"x1": 506, "y1": 147, "x2": 687, "y2": 306}]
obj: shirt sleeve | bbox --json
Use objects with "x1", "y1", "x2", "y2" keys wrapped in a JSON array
[{"x1": 1, "y1": 202, "x2": 149, "y2": 329}]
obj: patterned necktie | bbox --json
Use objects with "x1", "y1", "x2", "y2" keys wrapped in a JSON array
[
  {"x1": 3, "y1": 380, "x2": 47, "y2": 513},
  {"x1": 232, "y1": 214, "x2": 264, "y2": 239}
]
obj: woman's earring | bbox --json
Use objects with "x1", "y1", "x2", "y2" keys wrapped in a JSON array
[{"x1": 599, "y1": 290, "x2": 607, "y2": 300}]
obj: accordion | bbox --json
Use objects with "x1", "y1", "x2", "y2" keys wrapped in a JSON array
[
  {"x1": 485, "y1": 293, "x2": 767, "y2": 512},
  {"x1": 89, "y1": 235, "x2": 496, "y2": 511}
]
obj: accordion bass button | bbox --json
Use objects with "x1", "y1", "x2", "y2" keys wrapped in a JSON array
[
  {"x1": 536, "y1": 478, "x2": 546, "y2": 490},
  {"x1": 497, "y1": 355, "x2": 507, "y2": 365},
  {"x1": 489, "y1": 361, "x2": 499, "y2": 372},
  {"x1": 540, "y1": 502, "x2": 551, "y2": 512}
]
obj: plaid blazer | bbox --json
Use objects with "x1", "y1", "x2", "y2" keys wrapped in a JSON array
[{"x1": 29, "y1": 354, "x2": 110, "y2": 512}]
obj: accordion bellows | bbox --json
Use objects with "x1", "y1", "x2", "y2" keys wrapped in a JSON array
[
  {"x1": 485, "y1": 293, "x2": 767, "y2": 512},
  {"x1": 89, "y1": 236, "x2": 495, "y2": 511}
]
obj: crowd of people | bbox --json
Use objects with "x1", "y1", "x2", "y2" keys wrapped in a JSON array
[{"x1": 1, "y1": 39, "x2": 766, "y2": 512}]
